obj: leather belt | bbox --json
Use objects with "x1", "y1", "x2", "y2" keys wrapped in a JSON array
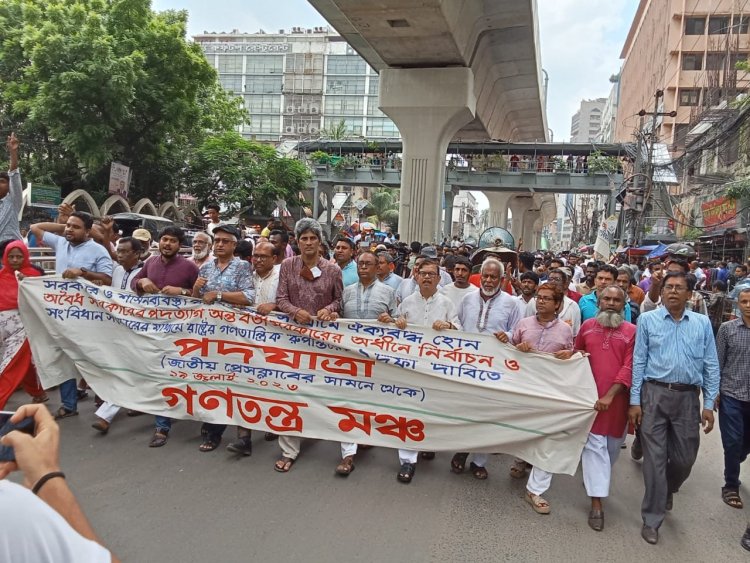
[{"x1": 646, "y1": 380, "x2": 699, "y2": 392}]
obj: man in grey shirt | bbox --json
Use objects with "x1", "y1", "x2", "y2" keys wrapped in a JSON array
[{"x1": 0, "y1": 133, "x2": 22, "y2": 244}]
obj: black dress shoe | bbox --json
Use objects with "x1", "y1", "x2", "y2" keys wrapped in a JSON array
[
  {"x1": 631, "y1": 436, "x2": 643, "y2": 461},
  {"x1": 641, "y1": 525, "x2": 658, "y2": 545},
  {"x1": 741, "y1": 527, "x2": 750, "y2": 552}
]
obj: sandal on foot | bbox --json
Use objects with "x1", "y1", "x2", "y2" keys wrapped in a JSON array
[
  {"x1": 149, "y1": 431, "x2": 168, "y2": 448},
  {"x1": 32, "y1": 394, "x2": 49, "y2": 404},
  {"x1": 722, "y1": 487, "x2": 743, "y2": 509},
  {"x1": 525, "y1": 491, "x2": 551, "y2": 514},
  {"x1": 451, "y1": 452, "x2": 469, "y2": 474},
  {"x1": 588, "y1": 509, "x2": 604, "y2": 531},
  {"x1": 420, "y1": 451, "x2": 435, "y2": 460},
  {"x1": 397, "y1": 462, "x2": 416, "y2": 483},
  {"x1": 199, "y1": 436, "x2": 221, "y2": 452},
  {"x1": 510, "y1": 458, "x2": 528, "y2": 479},
  {"x1": 274, "y1": 457, "x2": 296, "y2": 473},
  {"x1": 470, "y1": 462, "x2": 488, "y2": 480},
  {"x1": 335, "y1": 455, "x2": 355, "y2": 476},
  {"x1": 54, "y1": 407, "x2": 78, "y2": 420}
]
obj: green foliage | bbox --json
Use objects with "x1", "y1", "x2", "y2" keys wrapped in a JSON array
[
  {"x1": 184, "y1": 131, "x2": 310, "y2": 216},
  {"x1": 683, "y1": 227, "x2": 703, "y2": 241},
  {"x1": 0, "y1": 0, "x2": 246, "y2": 202},
  {"x1": 726, "y1": 177, "x2": 750, "y2": 200},
  {"x1": 321, "y1": 119, "x2": 349, "y2": 141},
  {"x1": 587, "y1": 150, "x2": 620, "y2": 174},
  {"x1": 365, "y1": 187, "x2": 399, "y2": 230},
  {"x1": 309, "y1": 150, "x2": 330, "y2": 164}
]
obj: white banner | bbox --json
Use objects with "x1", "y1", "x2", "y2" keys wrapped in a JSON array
[
  {"x1": 108, "y1": 162, "x2": 130, "y2": 198},
  {"x1": 19, "y1": 278, "x2": 598, "y2": 475},
  {"x1": 593, "y1": 214, "x2": 618, "y2": 261}
]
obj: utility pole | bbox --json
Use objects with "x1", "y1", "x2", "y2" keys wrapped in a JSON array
[{"x1": 630, "y1": 90, "x2": 677, "y2": 245}]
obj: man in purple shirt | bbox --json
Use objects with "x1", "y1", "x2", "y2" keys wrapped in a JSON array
[
  {"x1": 273, "y1": 218, "x2": 342, "y2": 473},
  {"x1": 131, "y1": 226, "x2": 199, "y2": 447}
]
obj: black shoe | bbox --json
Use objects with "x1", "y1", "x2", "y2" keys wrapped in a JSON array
[
  {"x1": 631, "y1": 437, "x2": 643, "y2": 461},
  {"x1": 226, "y1": 438, "x2": 252, "y2": 456},
  {"x1": 741, "y1": 527, "x2": 750, "y2": 552},
  {"x1": 77, "y1": 389, "x2": 89, "y2": 401},
  {"x1": 641, "y1": 525, "x2": 658, "y2": 545}
]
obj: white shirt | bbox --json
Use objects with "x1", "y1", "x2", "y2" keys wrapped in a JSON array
[
  {"x1": 439, "y1": 283, "x2": 476, "y2": 310},
  {"x1": 111, "y1": 262, "x2": 143, "y2": 291},
  {"x1": 572, "y1": 265, "x2": 585, "y2": 284},
  {"x1": 524, "y1": 295, "x2": 582, "y2": 336},
  {"x1": 252, "y1": 264, "x2": 280, "y2": 305},
  {"x1": 0, "y1": 481, "x2": 111, "y2": 563},
  {"x1": 459, "y1": 289, "x2": 521, "y2": 338},
  {"x1": 397, "y1": 290, "x2": 462, "y2": 329}
]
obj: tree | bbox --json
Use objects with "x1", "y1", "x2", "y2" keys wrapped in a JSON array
[
  {"x1": 184, "y1": 131, "x2": 310, "y2": 216},
  {"x1": 321, "y1": 119, "x2": 349, "y2": 141},
  {"x1": 365, "y1": 187, "x2": 399, "y2": 231},
  {"x1": 0, "y1": 0, "x2": 246, "y2": 201}
]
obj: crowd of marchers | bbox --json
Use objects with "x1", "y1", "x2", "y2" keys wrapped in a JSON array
[{"x1": 1, "y1": 134, "x2": 750, "y2": 554}]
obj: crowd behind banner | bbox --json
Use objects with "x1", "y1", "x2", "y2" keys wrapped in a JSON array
[{"x1": 1, "y1": 132, "x2": 750, "y2": 551}]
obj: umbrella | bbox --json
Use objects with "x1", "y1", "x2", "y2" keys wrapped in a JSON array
[
  {"x1": 664, "y1": 242, "x2": 696, "y2": 259},
  {"x1": 646, "y1": 243, "x2": 669, "y2": 259},
  {"x1": 477, "y1": 227, "x2": 515, "y2": 250},
  {"x1": 359, "y1": 221, "x2": 376, "y2": 230},
  {"x1": 470, "y1": 246, "x2": 518, "y2": 269}
]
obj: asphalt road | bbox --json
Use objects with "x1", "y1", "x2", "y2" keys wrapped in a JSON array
[{"x1": 6, "y1": 391, "x2": 748, "y2": 563}]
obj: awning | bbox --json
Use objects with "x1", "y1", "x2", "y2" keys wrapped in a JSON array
[{"x1": 646, "y1": 243, "x2": 669, "y2": 258}]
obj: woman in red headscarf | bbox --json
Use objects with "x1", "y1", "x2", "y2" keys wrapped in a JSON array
[{"x1": 0, "y1": 240, "x2": 46, "y2": 408}]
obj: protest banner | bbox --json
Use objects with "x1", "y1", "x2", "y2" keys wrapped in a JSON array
[{"x1": 19, "y1": 277, "x2": 599, "y2": 475}]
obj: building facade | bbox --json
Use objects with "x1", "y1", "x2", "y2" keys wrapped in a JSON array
[
  {"x1": 615, "y1": 0, "x2": 750, "y2": 148},
  {"x1": 570, "y1": 98, "x2": 606, "y2": 142},
  {"x1": 596, "y1": 76, "x2": 620, "y2": 143},
  {"x1": 193, "y1": 28, "x2": 400, "y2": 142}
]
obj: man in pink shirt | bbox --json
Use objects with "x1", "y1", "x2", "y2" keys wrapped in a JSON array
[{"x1": 558, "y1": 285, "x2": 635, "y2": 531}]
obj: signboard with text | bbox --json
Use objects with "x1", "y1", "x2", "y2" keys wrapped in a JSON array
[
  {"x1": 30, "y1": 184, "x2": 62, "y2": 207},
  {"x1": 702, "y1": 196, "x2": 737, "y2": 231}
]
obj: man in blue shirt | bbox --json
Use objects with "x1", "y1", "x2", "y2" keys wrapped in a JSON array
[
  {"x1": 333, "y1": 236, "x2": 358, "y2": 287},
  {"x1": 579, "y1": 264, "x2": 632, "y2": 323},
  {"x1": 30, "y1": 209, "x2": 114, "y2": 419},
  {"x1": 628, "y1": 271, "x2": 719, "y2": 545}
]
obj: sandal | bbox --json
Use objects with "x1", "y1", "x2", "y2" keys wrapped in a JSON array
[
  {"x1": 722, "y1": 487, "x2": 743, "y2": 509},
  {"x1": 451, "y1": 452, "x2": 469, "y2": 474},
  {"x1": 420, "y1": 451, "x2": 435, "y2": 460},
  {"x1": 54, "y1": 407, "x2": 78, "y2": 420},
  {"x1": 397, "y1": 462, "x2": 416, "y2": 483},
  {"x1": 335, "y1": 455, "x2": 355, "y2": 476},
  {"x1": 525, "y1": 490, "x2": 551, "y2": 514},
  {"x1": 588, "y1": 509, "x2": 604, "y2": 531},
  {"x1": 31, "y1": 393, "x2": 49, "y2": 404},
  {"x1": 470, "y1": 462, "x2": 488, "y2": 480},
  {"x1": 199, "y1": 436, "x2": 221, "y2": 452},
  {"x1": 510, "y1": 458, "x2": 528, "y2": 479},
  {"x1": 149, "y1": 431, "x2": 168, "y2": 448},
  {"x1": 274, "y1": 457, "x2": 296, "y2": 473}
]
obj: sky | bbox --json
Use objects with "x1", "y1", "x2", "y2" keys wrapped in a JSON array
[{"x1": 152, "y1": 0, "x2": 640, "y2": 142}]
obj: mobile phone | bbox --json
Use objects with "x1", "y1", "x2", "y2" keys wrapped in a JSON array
[{"x1": 0, "y1": 411, "x2": 35, "y2": 463}]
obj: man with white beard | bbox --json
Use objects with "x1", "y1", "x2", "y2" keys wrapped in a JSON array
[
  {"x1": 557, "y1": 285, "x2": 636, "y2": 531},
  {"x1": 188, "y1": 231, "x2": 213, "y2": 268},
  {"x1": 450, "y1": 257, "x2": 521, "y2": 479}
]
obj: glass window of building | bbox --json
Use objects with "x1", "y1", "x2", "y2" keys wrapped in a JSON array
[
  {"x1": 245, "y1": 76, "x2": 282, "y2": 94},
  {"x1": 708, "y1": 16, "x2": 730, "y2": 35},
  {"x1": 367, "y1": 97, "x2": 385, "y2": 117},
  {"x1": 685, "y1": 17, "x2": 705, "y2": 35},
  {"x1": 326, "y1": 77, "x2": 366, "y2": 95},
  {"x1": 323, "y1": 117, "x2": 362, "y2": 135},
  {"x1": 366, "y1": 118, "x2": 399, "y2": 138},
  {"x1": 324, "y1": 96, "x2": 364, "y2": 115},
  {"x1": 369, "y1": 78, "x2": 380, "y2": 96},
  {"x1": 245, "y1": 55, "x2": 283, "y2": 75},
  {"x1": 734, "y1": 15, "x2": 750, "y2": 34},
  {"x1": 327, "y1": 55, "x2": 366, "y2": 75},
  {"x1": 219, "y1": 76, "x2": 243, "y2": 93},
  {"x1": 218, "y1": 55, "x2": 243, "y2": 73},
  {"x1": 283, "y1": 74, "x2": 324, "y2": 94},
  {"x1": 679, "y1": 88, "x2": 700, "y2": 106},
  {"x1": 681, "y1": 53, "x2": 703, "y2": 70},
  {"x1": 245, "y1": 95, "x2": 281, "y2": 114},
  {"x1": 244, "y1": 115, "x2": 279, "y2": 134},
  {"x1": 705, "y1": 53, "x2": 727, "y2": 70},
  {"x1": 285, "y1": 53, "x2": 325, "y2": 74}
]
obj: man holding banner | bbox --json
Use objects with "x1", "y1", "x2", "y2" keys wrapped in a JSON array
[
  {"x1": 273, "y1": 218, "x2": 342, "y2": 473},
  {"x1": 380, "y1": 258, "x2": 460, "y2": 484}
]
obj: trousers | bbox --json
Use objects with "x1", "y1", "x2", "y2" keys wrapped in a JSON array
[
  {"x1": 718, "y1": 394, "x2": 750, "y2": 489},
  {"x1": 278, "y1": 436, "x2": 356, "y2": 459},
  {"x1": 640, "y1": 381, "x2": 700, "y2": 529},
  {"x1": 581, "y1": 431, "x2": 626, "y2": 498}
]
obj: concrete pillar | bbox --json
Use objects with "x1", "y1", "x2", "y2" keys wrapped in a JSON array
[
  {"x1": 380, "y1": 68, "x2": 476, "y2": 243},
  {"x1": 508, "y1": 196, "x2": 530, "y2": 248},
  {"x1": 523, "y1": 209, "x2": 541, "y2": 251},
  {"x1": 484, "y1": 192, "x2": 512, "y2": 229},
  {"x1": 444, "y1": 186, "x2": 459, "y2": 238}
]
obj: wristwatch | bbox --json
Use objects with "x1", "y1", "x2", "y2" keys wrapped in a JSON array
[
  {"x1": 216, "y1": 292, "x2": 223, "y2": 302},
  {"x1": 181, "y1": 289, "x2": 190, "y2": 296}
]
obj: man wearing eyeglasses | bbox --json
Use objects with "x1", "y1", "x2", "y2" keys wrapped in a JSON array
[
  {"x1": 379, "y1": 258, "x2": 460, "y2": 484},
  {"x1": 629, "y1": 271, "x2": 719, "y2": 545}
]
